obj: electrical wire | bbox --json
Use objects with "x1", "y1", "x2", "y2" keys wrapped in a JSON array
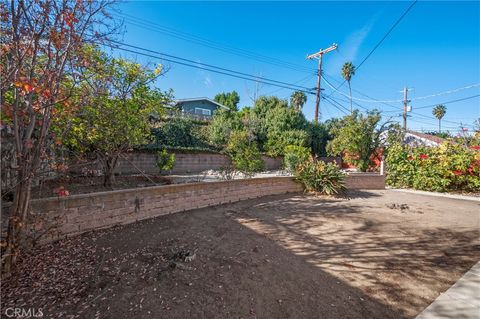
[
  {"x1": 265, "y1": 74, "x2": 316, "y2": 95},
  {"x1": 104, "y1": 42, "x2": 317, "y2": 95},
  {"x1": 322, "y1": 95, "x2": 350, "y2": 115},
  {"x1": 108, "y1": 40, "x2": 315, "y2": 92},
  {"x1": 325, "y1": 80, "x2": 480, "y2": 104},
  {"x1": 113, "y1": 11, "x2": 316, "y2": 75},
  {"x1": 327, "y1": 0, "x2": 418, "y2": 95},
  {"x1": 356, "y1": 0, "x2": 418, "y2": 72},
  {"x1": 412, "y1": 94, "x2": 480, "y2": 109}
]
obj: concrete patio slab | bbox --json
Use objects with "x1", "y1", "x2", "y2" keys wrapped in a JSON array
[
  {"x1": 388, "y1": 188, "x2": 480, "y2": 202},
  {"x1": 415, "y1": 262, "x2": 480, "y2": 319}
]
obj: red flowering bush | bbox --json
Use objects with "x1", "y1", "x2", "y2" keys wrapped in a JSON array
[{"x1": 386, "y1": 141, "x2": 480, "y2": 192}]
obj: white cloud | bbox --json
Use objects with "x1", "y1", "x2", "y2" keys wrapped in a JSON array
[
  {"x1": 325, "y1": 19, "x2": 375, "y2": 76},
  {"x1": 203, "y1": 73, "x2": 212, "y2": 87},
  {"x1": 193, "y1": 59, "x2": 213, "y2": 88}
]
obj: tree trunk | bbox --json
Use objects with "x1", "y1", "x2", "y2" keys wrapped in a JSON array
[
  {"x1": 439, "y1": 119, "x2": 441, "y2": 133},
  {"x1": 3, "y1": 174, "x2": 32, "y2": 274},
  {"x1": 103, "y1": 156, "x2": 118, "y2": 187},
  {"x1": 348, "y1": 82, "x2": 353, "y2": 114}
]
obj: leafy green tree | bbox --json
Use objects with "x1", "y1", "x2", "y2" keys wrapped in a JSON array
[
  {"x1": 290, "y1": 91, "x2": 307, "y2": 111},
  {"x1": 341, "y1": 62, "x2": 356, "y2": 113},
  {"x1": 156, "y1": 149, "x2": 175, "y2": 174},
  {"x1": 432, "y1": 104, "x2": 447, "y2": 133},
  {"x1": 424, "y1": 131, "x2": 452, "y2": 139},
  {"x1": 226, "y1": 130, "x2": 264, "y2": 176},
  {"x1": 238, "y1": 106, "x2": 251, "y2": 119},
  {"x1": 264, "y1": 105, "x2": 309, "y2": 156},
  {"x1": 307, "y1": 122, "x2": 329, "y2": 157},
  {"x1": 252, "y1": 96, "x2": 289, "y2": 116},
  {"x1": 214, "y1": 91, "x2": 240, "y2": 112},
  {"x1": 152, "y1": 117, "x2": 211, "y2": 149},
  {"x1": 207, "y1": 108, "x2": 243, "y2": 148},
  {"x1": 327, "y1": 110, "x2": 383, "y2": 172},
  {"x1": 265, "y1": 130, "x2": 309, "y2": 157},
  {"x1": 63, "y1": 54, "x2": 171, "y2": 186},
  {"x1": 283, "y1": 145, "x2": 311, "y2": 172},
  {"x1": 0, "y1": 0, "x2": 115, "y2": 272},
  {"x1": 249, "y1": 96, "x2": 289, "y2": 149}
]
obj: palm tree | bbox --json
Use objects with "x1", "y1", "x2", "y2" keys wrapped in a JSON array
[
  {"x1": 341, "y1": 62, "x2": 356, "y2": 113},
  {"x1": 290, "y1": 91, "x2": 307, "y2": 111},
  {"x1": 432, "y1": 104, "x2": 447, "y2": 133}
]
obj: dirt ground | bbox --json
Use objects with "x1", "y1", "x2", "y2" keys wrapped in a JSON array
[
  {"x1": 27, "y1": 175, "x2": 172, "y2": 199},
  {"x1": 2, "y1": 190, "x2": 479, "y2": 318}
]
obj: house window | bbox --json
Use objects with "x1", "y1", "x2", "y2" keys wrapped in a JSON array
[{"x1": 194, "y1": 107, "x2": 211, "y2": 116}]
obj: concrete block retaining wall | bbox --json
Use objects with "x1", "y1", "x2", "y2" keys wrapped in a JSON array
[
  {"x1": 345, "y1": 173, "x2": 386, "y2": 190},
  {"x1": 116, "y1": 152, "x2": 283, "y2": 175},
  {"x1": 18, "y1": 177, "x2": 303, "y2": 243},
  {"x1": 3, "y1": 174, "x2": 385, "y2": 245}
]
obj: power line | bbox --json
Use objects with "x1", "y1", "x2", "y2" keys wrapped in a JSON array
[
  {"x1": 356, "y1": 0, "x2": 418, "y2": 72},
  {"x1": 113, "y1": 11, "x2": 316, "y2": 75},
  {"x1": 104, "y1": 41, "x2": 317, "y2": 95},
  {"x1": 323, "y1": 73, "x2": 402, "y2": 111},
  {"x1": 408, "y1": 111, "x2": 475, "y2": 126},
  {"x1": 327, "y1": 0, "x2": 418, "y2": 95},
  {"x1": 323, "y1": 74, "x2": 475, "y2": 127},
  {"x1": 413, "y1": 94, "x2": 480, "y2": 110},
  {"x1": 323, "y1": 95, "x2": 350, "y2": 115},
  {"x1": 108, "y1": 40, "x2": 315, "y2": 92},
  {"x1": 321, "y1": 75, "x2": 372, "y2": 112},
  {"x1": 325, "y1": 81, "x2": 480, "y2": 104},
  {"x1": 264, "y1": 74, "x2": 315, "y2": 95}
]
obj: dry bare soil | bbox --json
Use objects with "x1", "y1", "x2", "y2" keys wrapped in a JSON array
[{"x1": 2, "y1": 190, "x2": 479, "y2": 318}]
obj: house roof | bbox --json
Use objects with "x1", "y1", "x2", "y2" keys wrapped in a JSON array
[
  {"x1": 406, "y1": 130, "x2": 446, "y2": 146},
  {"x1": 174, "y1": 97, "x2": 229, "y2": 110}
]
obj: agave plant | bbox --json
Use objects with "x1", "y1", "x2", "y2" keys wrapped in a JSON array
[{"x1": 295, "y1": 159, "x2": 346, "y2": 195}]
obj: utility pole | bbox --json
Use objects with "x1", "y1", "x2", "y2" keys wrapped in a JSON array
[
  {"x1": 402, "y1": 87, "x2": 410, "y2": 130},
  {"x1": 307, "y1": 43, "x2": 337, "y2": 122}
]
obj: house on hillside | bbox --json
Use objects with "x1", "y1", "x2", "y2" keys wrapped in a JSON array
[{"x1": 173, "y1": 97, "x2": 228, "y2": 120}]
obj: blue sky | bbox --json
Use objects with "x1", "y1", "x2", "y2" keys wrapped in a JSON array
[{"x1": 111, "y1": 1, "x2": 480, "y2": 132}]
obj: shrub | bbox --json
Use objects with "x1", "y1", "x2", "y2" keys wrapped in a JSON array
[
  {"x1": 308, "y1": 121, "x2": 329, "y2": 157},
  {"x1": 207, "y1": 108, "x2": 243, "y2": 149},
  {"x1": 226, "y1": 130, "x2": 265, "y2": 177},
  {"x1": 263, "y1": 105, "x2": 310, "y2": 156},
  {"x1": 283, "y1": 145, "x2": 311, "y2": 172},
  {"x1": 295, "y1": 159, "x2": 346, "y2": 195},
  {"x1": 327, "y1": 110, "x2": 382, "y2": 172},
  {"x1": 385, "y1": 142, "x2": 480, "y2": 192},
  {"x1": 265, "y1": 129, "x2": 309, "y2": 157},
  {"x1": 152, "y1": 117, "x2": 212, "y2": 149},
  {"x1": 156, "y1": 148, "x2": 175, "y2": 174}
]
